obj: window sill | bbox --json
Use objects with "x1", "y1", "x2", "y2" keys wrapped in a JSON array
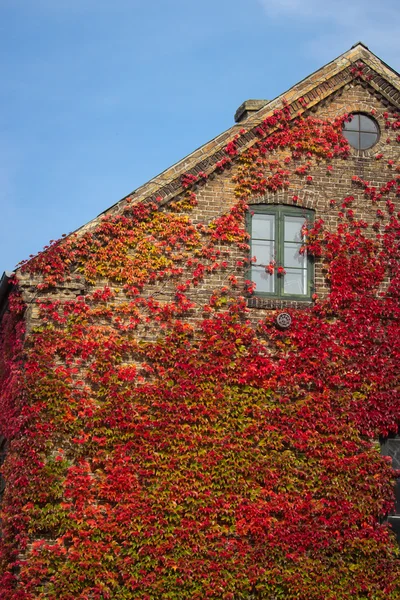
[{"x1": 246, "y1": 296, "x2": 313, "y2": 310}]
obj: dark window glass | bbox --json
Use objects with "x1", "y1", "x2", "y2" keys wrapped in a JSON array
[
  {"x1": 359, "y1": 114, "x2": 377, "y2": 132},
  {"x1": 359, "y1": 133, "x2": 378, "y2": 150},
  {"x1": 346, "y1": 114, "x2": 360, "y2": 131},
  {"x1": 380, "y1": 433, "x2": 400, "y2": 543},
  {"x1": 0, "y1": 438, "x2": 6, "y2": 504}
]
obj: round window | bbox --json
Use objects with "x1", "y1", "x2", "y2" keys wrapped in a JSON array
[{"x1": 343, "y1": 113, "x2": 379, "y2": 150}]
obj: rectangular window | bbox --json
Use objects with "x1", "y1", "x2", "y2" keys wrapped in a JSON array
[
  {"x1": 247, "y1": 205, "x2": 314, "y2": 299},
  {"x1": 380, "y1": 434, "x2": 400, "y2": 544},
  {"x1": 0, "y1": 436, "x2": 6, "y2": 505}
]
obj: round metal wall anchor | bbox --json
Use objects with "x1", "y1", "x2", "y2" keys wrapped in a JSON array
[{"x1": 276, "y1": 312, "x2": 292, "y2": 329}]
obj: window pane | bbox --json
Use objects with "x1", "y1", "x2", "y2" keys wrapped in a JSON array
[
  {"x1": 284, "y1": 268, "x2": 307, "y2": 295},
  {"x1": 380, "y1": 436, "x2": 400, "y2": 515},
  {"x1": 359, "y1": 114, "x2": 378, "y2": 133},
  {"x1": 343, "y1": 131, "x2": 359, "y2": 147},
  {"x1": 252, "y1": 240, "x2": 274, "y2": 265},
  {"x1": 388, "y1": 515, "x2": 400, "y2": 544},
  {"x1": 344, "y1": 114, "x2": 359, "y2": 131},
  {"x1": 381, "y1": 437, "x2": 400, "y2": 470},
  {"x1": 252, "y1": 266, "x2": 275, "y2": 293},
  {"x1": 252, "y1": 214, "x2": 275, "y2": 240},
  {"x1": 284, "y1": 243, "x2": 305, "y2": 268},
  {"x1": 359, "y1": 132, "x2": 378, "y2": 149},
  {"x1": 284, "y1": 216, "x2": 304, "y2": 242}
]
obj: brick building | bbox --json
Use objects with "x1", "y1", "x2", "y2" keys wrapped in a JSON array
[{"x1": 1, "y1": 43, "x2": 400, "y2": 598}]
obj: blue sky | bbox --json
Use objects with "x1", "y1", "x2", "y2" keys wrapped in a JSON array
[{"x1": 1, "y1": 0, "x2": 399, "y2": 270}]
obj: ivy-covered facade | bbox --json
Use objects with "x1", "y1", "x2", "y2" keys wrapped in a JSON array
[{"x1": 1, "y1": 43, "x2": 400, "y2": 599}]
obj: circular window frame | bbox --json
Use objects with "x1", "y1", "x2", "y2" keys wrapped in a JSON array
[{"x1": 342, "y1": 112, "x2": 380, "y2": 151}]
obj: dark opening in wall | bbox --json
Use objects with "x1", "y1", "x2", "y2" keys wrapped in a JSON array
[
  {"x1": 0, "y1": 436, "x2": 7, "y2": 505},
  {"x1": 380, "y1": 431, "x2": 400, "y2": 543}
]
